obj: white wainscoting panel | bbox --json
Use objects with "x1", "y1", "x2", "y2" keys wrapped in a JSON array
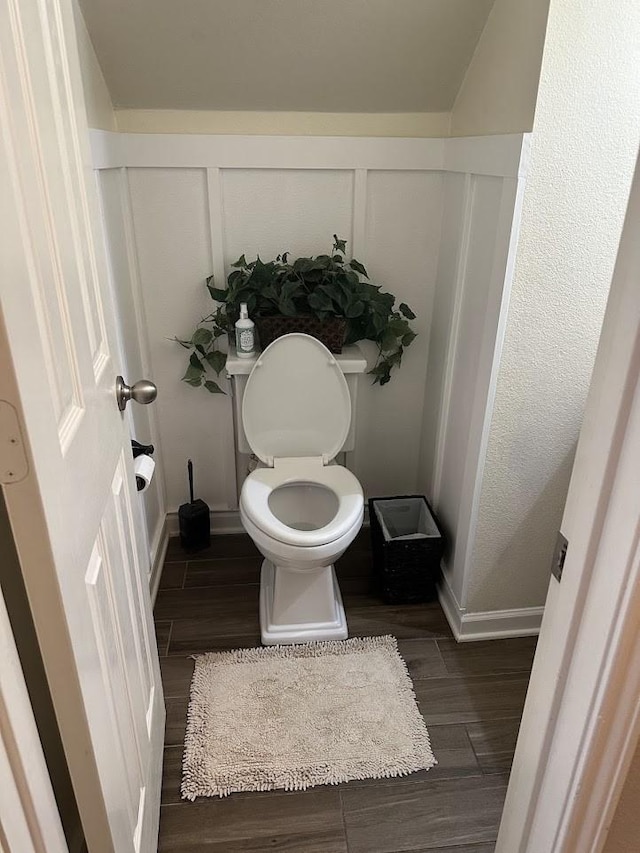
[
  {"x1": 436, "y1": 175, "x2": 506, "y2": 600},
  {"x1": 356, "y1": 170, "x2": 443, "y2": 497},
  {"x1": 422, "y1": 138, "x2": 529, "y2": 612},
  {"x1": 126, "y1": 167, "x2": 238, "y2": 512},
  {"x1": 91, "y1": 132, "x2": 529, "y2": 625},
  {"x1": 96, "y1": 168, "x2": 167, "y2": 574},
  {"x1": 221, "y1": 169, "x2": 354, "y2": 264},
  {"x1": 419, "y1": 171, "x2": 468, "y2": 495}
]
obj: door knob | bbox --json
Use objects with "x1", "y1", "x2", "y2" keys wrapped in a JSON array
[{"x1": 116, "y1": 376, "x2": 158, "y2": 411}]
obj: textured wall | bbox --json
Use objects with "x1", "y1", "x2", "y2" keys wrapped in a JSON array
[
  {"x1": 450, "y1": 0, "x2": 550, "y2": 137},
  {"x1": 467, "y1": 0, "x2": 640, "y2": 612}
]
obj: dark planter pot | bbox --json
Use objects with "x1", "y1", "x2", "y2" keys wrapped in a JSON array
[{"x1": 254, "y1": 315, "x2": 346, "y2": 353}]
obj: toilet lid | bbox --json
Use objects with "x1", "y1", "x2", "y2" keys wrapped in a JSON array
[{"x1": 242, "y1": 333, "x2": 352, "y2": 466}]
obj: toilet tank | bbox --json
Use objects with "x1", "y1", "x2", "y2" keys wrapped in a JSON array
[{"x1": 225, "y1": 342, "x2": 367, "y2": 456}]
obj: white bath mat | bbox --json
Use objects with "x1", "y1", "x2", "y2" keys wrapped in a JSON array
[{"x1": 182, "y1": 635, "x2": 436, "y2": 799}]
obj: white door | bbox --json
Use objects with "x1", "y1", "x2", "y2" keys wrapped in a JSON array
[{"x1": 0, "y1": 1, "x2": 164, "y2": 851}]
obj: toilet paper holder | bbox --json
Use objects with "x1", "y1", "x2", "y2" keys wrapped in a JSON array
[
  {"x1": 131, "y1": 440, "x2": 155, "y2": 491},
  {"x1": 131, "y1": 439, "x2": 154, "y2": 459}
]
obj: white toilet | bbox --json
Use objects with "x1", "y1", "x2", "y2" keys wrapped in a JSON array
[{"x1": 236, "y1": 333, "x2": 364, "y2": 645}]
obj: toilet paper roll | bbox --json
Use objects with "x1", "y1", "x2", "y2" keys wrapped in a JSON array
[{"x1": 134, "y1": 454, "x2": 155, "y2": 493}]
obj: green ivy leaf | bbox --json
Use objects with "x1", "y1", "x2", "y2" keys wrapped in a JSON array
[
  {"x1": 231, "y1": 254, "x2": 247, "y2": 268},
  {"x1": 399, "y1": 302, "x2": 416, "y2": 320},
  {"x1": 350, "y1": 259, "x2": 369, "y2": 278},
  {"x1": 278, "y1": 297, "x2": 297, "y2": 316},
  {"x1": 182, "y1": 365, "x2": 204, "y2": 384},
  {"x1": 189, "y1": 352, "x2": 204, "y2": 370},
  {"x1": 389, "y1": 317, "x2": 410, "y2": 336},
  {"x1": 192, "y1": 328, "x2": 213, "y2": 346},
  {"x1": 402, "y1": 331, "x2": 417, "y2": 347},
  {"x1": 205, "y1": 350, "x2": 227, "y2": 375},
  {"x1": 333, "y1": 235, "x2": 347, "y2": 254},
  {"x1": 380, "y1": 329, "x2": 399, "y2": 352},
  {"x1": 204, "y1": 380, "x2": 225, "y2": 394},
  {"x1": 207, "y1": 283, "x2": 229, "y2": 302},
  {"x1": 345, "y1": 299, "x2": 365, "y2": 319}
]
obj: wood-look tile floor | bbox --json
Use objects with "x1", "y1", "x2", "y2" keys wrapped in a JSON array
[{"x1": 154, "y1": 531, "x2": 536, "y2": 853}]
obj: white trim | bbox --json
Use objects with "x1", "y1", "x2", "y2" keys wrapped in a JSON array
[
  {"x1": 0, "y1": 584, "x2": 68, "y2": 853},
  {"x1": 437, "y1": 572, "x2": 465, "y2": 638},
  {"x1": 351, "y1": 169, "x2": 368, "y2": 257},
  {"x1": 91, "y1": 131, "x2": 446, "y2": 171},
  {"x1": 445, "y1": 134, "x2": 530, "y2": 178},
  {"x1": 89, "y1": 130, "x2": 529, "y2": 177},
  {"x1": 432, "y1": 172, "x2": 474, "y2": 506},
  {"x1": 496, "y1": 154, "x2": 640, "y2": 852},
  {"x1": 149, "y1": 515, "x2": 169, "y2": 605},
  {"x1": 562, "y1": 534, "x2": 640, "y2": 851},
  {"x1": 459, "y1": 171, "x2": 529, "y2": 608},
  {"x1": 165, "y1": 508, "x2": 371, "y2": 540},
  {"x1": 166, "y1": 508, "x2": 245, "y2": 537},
  {"x1": 458, "y1": 607, "x2": 544, "y2": 642},
  {"x1": 205, "y1": 167, "x2": 238, "y2": 510},
  {"x1": 205, "y1": 168, "x2": 226, "y2": 302},
  {"x1": 438, "y1": 573, "x2": 543, "y2": 642}
]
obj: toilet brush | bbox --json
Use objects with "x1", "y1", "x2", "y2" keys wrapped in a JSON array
[{"x1": 178, "y1": 459, "x2": 210, "y2": 551}]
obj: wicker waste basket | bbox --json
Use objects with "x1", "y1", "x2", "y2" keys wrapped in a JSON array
[{"x1": 369, "y1": 495, "x2": 444, "y2": 604}]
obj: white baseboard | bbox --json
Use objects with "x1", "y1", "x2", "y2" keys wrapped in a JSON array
[
  {"x1": 438, "y1": 572, "x2": 543, "y2": 642},
  {"x1": 149, "y1": 515, "x2": 169, "y2": 605},
  {"x1": 166, "y1": 509, "x2": 245, "y2": 537},
  {"x1": 166, "y1": 506, "x2": 371, "y2": 539}
]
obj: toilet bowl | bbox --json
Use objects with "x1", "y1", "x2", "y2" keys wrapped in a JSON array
[{"x1": 238, "y1": 334, "x2": 364, "y2": 644}]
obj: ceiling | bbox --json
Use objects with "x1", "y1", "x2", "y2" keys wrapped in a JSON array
[{"x1": 78, "y1": 0, "x2": 495, "y2": 113}]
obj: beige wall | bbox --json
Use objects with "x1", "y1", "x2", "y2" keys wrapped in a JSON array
[
  {"x1": 76, "y1": 0, "x2": 550, "y2": 139},
  {"x1": 603, "y1": 737, "x2": 640, "y2": 853},
  {"x1": 467, "y1": 0, "x2": 640, "y2": 612},
  {"x1": 114, "y1": 109, "x2": 450, "y2": 137},
  {"x1": 73, "y1": 0, "x2": 115, "y2": 130},
  {"x1": 79, "y1": 0, "x2": 493, "y2": 114},
  {"x1": 450, "y1": 0, "x2": 550, "y2": 137}
]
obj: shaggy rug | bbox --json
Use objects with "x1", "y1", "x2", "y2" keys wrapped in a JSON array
[{"x1": 181, "y1": 635, "x2": 436, "y2": 799}]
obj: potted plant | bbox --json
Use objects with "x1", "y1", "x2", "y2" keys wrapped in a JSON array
[{"x1": 176, "y1": 235, "x2": 417, "y2": 394}]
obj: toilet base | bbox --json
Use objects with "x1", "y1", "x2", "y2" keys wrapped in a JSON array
[{"x1": 259, "y1": 560, "x2": 348, "y2": 645}]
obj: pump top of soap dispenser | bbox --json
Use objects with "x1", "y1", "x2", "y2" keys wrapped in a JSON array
[{"x1": 240, "y1": 303, "x2": 248, "y2": 319}]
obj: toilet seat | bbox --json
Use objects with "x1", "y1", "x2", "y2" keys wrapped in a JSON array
[
  {"x1": 242, "y1": 333, "x2": 352, "y2": 466},
  {"x1": 240, "y1": 459, "x2": 363, "y2": 548}
]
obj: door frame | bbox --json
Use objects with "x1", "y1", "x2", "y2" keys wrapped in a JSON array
[
  {"x1": 1, "y1": 0, "x2": 639, "y2": 849},
  {"x1": 0, "y1": 575, "x2": 69, "y2": 853},
  {"x1": 496, "y1": 152, "x2": 640, "y2": 852}
]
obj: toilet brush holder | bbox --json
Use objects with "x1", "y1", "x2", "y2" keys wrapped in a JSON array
[{"x1": 178, "y1": 459, "x2": 210, "y2": 551}]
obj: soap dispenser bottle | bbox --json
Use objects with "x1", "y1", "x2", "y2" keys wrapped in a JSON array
[{"x1": 235, "y1": 302, "x2": 256, "y2": 359}]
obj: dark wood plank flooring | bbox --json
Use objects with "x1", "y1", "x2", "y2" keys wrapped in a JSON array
[{"x1": 154, "y1": 531, "x2": 536, "y2": 853}]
